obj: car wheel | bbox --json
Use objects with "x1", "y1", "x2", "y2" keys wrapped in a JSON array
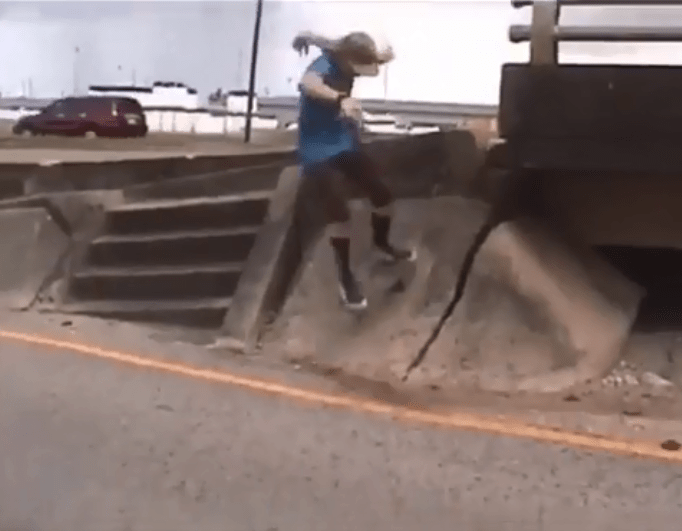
[{"x1": 84, "y1": 130, "x2": 97, "y2": 139}]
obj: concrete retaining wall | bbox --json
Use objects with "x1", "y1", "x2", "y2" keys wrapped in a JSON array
[
  {"x1": 0, "y1": 130, "x2": 485, "y2": 332},
  {"x1": 0, "y1": 131, "x2": 479, "y2": 204},
  {"x1": 0, "y1": 207, "x2": 71, "y2": 310},
  {"x1": 219, "y1": 129, "x2": 485, "y2": 350},
  {"x1": 0, "y1": 150, "x2": 295, "y2": 201},
  {"x1": 0, "y1": 150, "x2": 298, "y2": 311},
  {"x1": 0, "y1": 189, "x2": 123, "y2": 311},
  {"x1": 362, "y1": 129, "x2": 483, "y2": 198}
]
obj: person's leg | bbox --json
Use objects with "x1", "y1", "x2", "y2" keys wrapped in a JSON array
[
  {"x1": 334, "y1": 151, "x2": 416, "y2": 262},
  {"x1": 305, "y1": 160, "x2": 367, "y2": 309}
]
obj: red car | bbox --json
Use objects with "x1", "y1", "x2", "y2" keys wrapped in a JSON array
[{"x1": 13, "y1": 96, "x2": 148, "y2": 138}]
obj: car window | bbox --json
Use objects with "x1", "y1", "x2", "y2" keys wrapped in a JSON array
[
  {"x1": 64, "y1": 100, "x2": 82, "y2": 114},
  {"x1": 69, "y1": 100, "x2": 87, "y2": 114},
  {"x1": 46, "y1": 100, "x2": 66, "y2": 115},
  {"x1": 118, "y1": 99, "x2": 142, "y2": 113}
]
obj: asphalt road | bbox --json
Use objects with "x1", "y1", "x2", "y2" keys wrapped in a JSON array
[{"x1": 2, "y1": 338, "x2": 682, "y2": 531}]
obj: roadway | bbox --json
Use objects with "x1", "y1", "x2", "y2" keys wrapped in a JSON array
[{"x1": 2, "y1": 324, "x2": 682, "y2": 531}]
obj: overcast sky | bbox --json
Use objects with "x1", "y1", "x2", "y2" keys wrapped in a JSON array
[{"x1": 2, "y1": 1, "x2": 682, "y2": 104}]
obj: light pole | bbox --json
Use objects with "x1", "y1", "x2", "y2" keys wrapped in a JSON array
[
  {"x1": 237, "y1": 49, "x2": 244, "y2": 88},
  {"x1": 244, "y1": 0, "x2": 263, "y2": 143},
  {"x1": 383, "y1": 63, "x2": 389, "y2": 100}
]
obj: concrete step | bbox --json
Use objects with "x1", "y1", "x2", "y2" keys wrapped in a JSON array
[
  {"x1": 105, "y1": 191, "x2": 272, "y2": 235},
  {"x1": 70, "y1": 262, "x2": 243, "y2": 301},
  {"x1": 59, "y1": 297, "x2": 229, "y2": 328},
  {"x1": 86, "y1": 226, "x2": 260, "y2": 267},
  {"x1": 123, "y1": 163, "x2": 284, "y2": 202}
]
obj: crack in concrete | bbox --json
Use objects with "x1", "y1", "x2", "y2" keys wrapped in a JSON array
[{"x1": 403, "y1": 213, "x2": 499, "y2": 380}]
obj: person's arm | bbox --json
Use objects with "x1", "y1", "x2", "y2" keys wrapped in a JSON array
[
  {"x1": 299, "y1": 71, "x2": 346, "y2": 104},
  {"x1": 299, "y1": 71, "x2": 363, "y2": 121},
  {"x1": 298, "y1": 55, "x2": 363, "y2": 121},
  {"x1": 292, "y1": 31, "x2": 338, "y2": 56}
]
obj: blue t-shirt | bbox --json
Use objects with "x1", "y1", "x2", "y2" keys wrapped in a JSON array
[{"x1": 297, "y1": 52, "x2": 360, "y2": 167}]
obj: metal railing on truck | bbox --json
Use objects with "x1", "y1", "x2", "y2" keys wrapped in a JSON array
[{"x1": 510, "y1": 0, "x2": 682, "y2": 65}]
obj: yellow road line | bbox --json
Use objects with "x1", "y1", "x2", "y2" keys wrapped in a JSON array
[{"x1": 1, "y1": 328, "x2": 681, "y2": 465}]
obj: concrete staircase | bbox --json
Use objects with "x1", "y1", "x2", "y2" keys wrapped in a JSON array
[{"x1": 60, "y1": 163, "x2": 286, "y2": 328}]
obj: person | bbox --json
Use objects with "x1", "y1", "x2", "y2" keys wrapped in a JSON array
[{"x1": 293, "y1": 30, "x2": 415, "y2": 311}]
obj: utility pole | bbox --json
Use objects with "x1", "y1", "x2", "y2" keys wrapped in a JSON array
[
  {"x1": 244, "y1": 0, "x2": 263, "y2": 143},
  {"x1": 73, "y1": 46, "x2": 80, "y2": 95}
]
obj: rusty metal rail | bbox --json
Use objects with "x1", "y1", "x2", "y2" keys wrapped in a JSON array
[
  {"x1": 510, "y1": 0, "x2": 682, "y2": 64},
  {"x1": 513, "y1": 0, "x2": 682, "y2": 6},
  {"x1": 510, "y1": 26, "x2": 682, "y2": 43}
]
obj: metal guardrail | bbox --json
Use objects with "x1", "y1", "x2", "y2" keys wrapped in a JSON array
[{"x1": 510, "y1": 0, "x2": 682, "y2": 65}]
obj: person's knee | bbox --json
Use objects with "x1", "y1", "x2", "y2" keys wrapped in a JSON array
[
  {"x1": 363, "y1": 168, "x2": 394, "y2": 211},
  {"x1": 328, "y1": 219, "x2": 353, "y2": 238},
  {"x1": 370, "y1": 184, "x2": 394, "y2": 212},
  {"x1": 372, "y1": 202, "x2": 394, "y2": 217}
]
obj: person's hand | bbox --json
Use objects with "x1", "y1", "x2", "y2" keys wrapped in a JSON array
[
  {"x1": 377, "y1": 44, "x2": 395, "y2": 64},
  {"x1": 292, "y1": 31, "x2": 315, "y2": 56},
  {"x1": 339, "y1": 96, "x2": 363, "y2": 122}
]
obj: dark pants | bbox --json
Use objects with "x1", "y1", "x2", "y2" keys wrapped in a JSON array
[{"x1": 301, "y1": 150, "x2": 393, "y2": 225}]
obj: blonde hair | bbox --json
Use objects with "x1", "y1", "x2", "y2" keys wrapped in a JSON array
[{"x1": 332, "y1": 32, "x2": 379, "y2": 63}]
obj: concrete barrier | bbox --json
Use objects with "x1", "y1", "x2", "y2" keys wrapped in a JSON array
[
  {"x1": 0, "y1": 207, "x2": 70, "y2": 310},
  {"x1": 218, "y1": 129, "x2": 485, "y2": 351},
  {"x1": 459, "y1": 218, "x2": 644, "y2": 393},
  {"x1": 0, "y1": 131, "x2": 479, "y2": 203},
  {"x1": 0, "y1": 130, "x2": 482, "y2": 338},
  {"x1": 363, "y1": 129, "x2": 484, "y2": 199},
  {"x1": 219, "y1": 166, "x2": 303, "y2": 351}
]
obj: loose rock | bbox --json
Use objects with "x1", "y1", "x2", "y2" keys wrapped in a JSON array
[
  {"x1": 623, "y1": 373, "x2": 639, "y2": 386},
  {"x1": 641, "y1": 372, "x2": 675, "y2": 389}
]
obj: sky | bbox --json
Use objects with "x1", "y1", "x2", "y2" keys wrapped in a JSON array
[{"x1": 2, "y1": 1, "x2": 682, "y2": 104}]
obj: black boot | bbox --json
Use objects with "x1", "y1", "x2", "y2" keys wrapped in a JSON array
[
  {"x1": 371, "y1": 212, "x2": 416, "y2": 263},
  {"x1": 330, "y1": 237, "x2": 367, "y2": 310}
]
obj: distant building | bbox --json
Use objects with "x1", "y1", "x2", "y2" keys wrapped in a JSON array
[{"x1": 88, "y1": 81, "x2": 200, "y2": 109}]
